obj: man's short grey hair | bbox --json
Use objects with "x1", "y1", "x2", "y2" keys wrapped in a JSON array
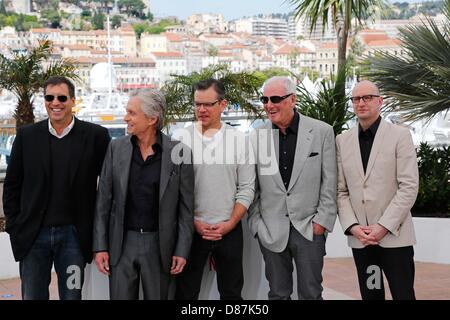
[
  {"x1": 129, "y1": 88, "x2": 166, "y2": 130},
  {"x1": 262, "y1": 76, "x2": 296, "y2": 95}
]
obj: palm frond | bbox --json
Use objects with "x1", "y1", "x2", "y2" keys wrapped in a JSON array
[
  {"x1": 161, "y1": 64, "x2": 265, "y2": 127},
  {"x1": 0, "y1": 39, "x2": 80, "y2": 126},
  {"x1": 365, "y1": 8, "x2": 450, "y2": 122},
  {"x1": 295, "y1": 65, "x2": 354, "y2": 135}
]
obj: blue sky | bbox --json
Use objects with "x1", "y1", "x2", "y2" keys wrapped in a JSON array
[
  {"x1": 149, "y1": 0, "x2": 293, "y2": 20},
  {"x1": 148, "y1": 0, "x2": 419, "y2": 20}
]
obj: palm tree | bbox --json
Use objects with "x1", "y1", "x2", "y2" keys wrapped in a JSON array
[
  {"x1": 365, "y1": 0, "x2": 450, "y2": 122},
  {"x1": 161, "y1": 64, "x2": 265, "y2": 128},
  {"x1": 289, "y1": 0, "x2": 385, "y2": 94},
  {"x1": 295, "y1": 64, "x2": 354, "y2": 136},
  {"x1": 0, "y1": 39, "x2": 79, "y2": 127}
]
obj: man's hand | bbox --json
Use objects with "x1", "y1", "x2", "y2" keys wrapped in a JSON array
[
  {"x1": 194, "y1": 220, "x2": 222, "y2": 241},
  {"x1": 94, "y1": 251, "x2": 110, "y2": 276},
  {"x1": 350, "y1": 225, "x2": 379, "y2": 246},
  {"x1": 313, "y1": 222, "x2": 326, "y2": 235},
  {"x1": 209, "y1": 221, "x2": 236, "y2": 238},
  {"x1": 170, "y1": 256, "x2": 187, "y2": 275},
  {"x1": 361, "y1": 224, "x2": 389, "y2": 242}
]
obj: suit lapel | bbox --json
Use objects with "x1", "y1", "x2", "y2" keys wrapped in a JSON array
[
  {"x1": 266, "y1": 122, "x2": 285, "y2": 190},
  {"x1": 364, "y1": 119, "x2": 388, "y2": 181},
  {"x1": 38, "y1": 121, "x2": 51, "y2": 181},
  {"x1": 119, "y1": 136, "x2": 133, "y2": 197},
  {"x1": 351, "y1": 126, "x2": 365, "y2": 180},
  {"x1": 159, "y1": 133, "x2": 173, "y2": 200},
  {"x1": 68, "y1": 118, "x2": 88, "y2": 187},
  {"x1": 287, "y1": 115, "x2": 312, "y2": 192}
]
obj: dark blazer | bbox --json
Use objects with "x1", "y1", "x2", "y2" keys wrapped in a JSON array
[
  {"x1": 92, "y1": 133, "x2": 194, "y2": 273},
  {"x1": 3, "y1": 118, "x2": 111, "y2": 263}
]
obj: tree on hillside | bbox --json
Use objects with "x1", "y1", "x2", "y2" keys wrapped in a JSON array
[
  {"x1": 118, "y1": 0, "x2": 146, "y2": 18},
  {"x1": 93, "y1": 0, "x2": 112, "y2": 12},
  {"x1": 133, "y1": 22, "x2": 148, "y2": 38},
  {"x1": 111, "y1": 15, "x2": 123, "y2": 29},
  {"x1": 92, "y1": 10, "x2": 105, "y2": 30},
  {"x1": 0, "y1": 1, "x2": 7, "y2": 14},
  {"x1": 0, "y1": 40, "x2": 79, "y2": 127},
  {"x1": 41, "y1": 9, "x2": 61, "y2": 29}
]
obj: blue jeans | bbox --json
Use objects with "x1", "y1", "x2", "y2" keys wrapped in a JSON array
[{"x1": 19, "y1": 225, "x2": 85, "y2": 300}]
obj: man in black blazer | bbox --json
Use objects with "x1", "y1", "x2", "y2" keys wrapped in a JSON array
[{"x1": 2, "y1": 76, "x2": 110, "y2": 300}]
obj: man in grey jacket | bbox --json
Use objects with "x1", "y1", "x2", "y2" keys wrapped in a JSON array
[
  {"x1": 248, "y1": 76, "x2": 337, "y2": 300},
  {"x1": 93, "y1": 88, "x2": 194, "y2": 300}
]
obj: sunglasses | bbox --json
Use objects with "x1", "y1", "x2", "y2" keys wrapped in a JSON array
[
  {"x1": 260, "y1": 93, "x2": 293, "y2": 104},
  {"x1": 44, "y1": 95, "x2": 69, "y2": 103}
]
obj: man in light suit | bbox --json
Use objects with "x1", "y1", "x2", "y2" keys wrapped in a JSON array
[
  {"x1": 93, "y1": 88, "x2": 194, "y2": 300},
  {"x1": 248, "y1": 76, "x2": 337, "y2": 300},
  {"x1": 336, "y1": 80, "x2": 419, "y2": 300}
]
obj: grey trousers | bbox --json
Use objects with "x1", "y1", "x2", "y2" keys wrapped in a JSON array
[
  {"x1": 109, "y1": 230, "x2": 171, "y2": 300},
  {"x1": 259, "y1": 225, "x2": 326, "y2": 300}
]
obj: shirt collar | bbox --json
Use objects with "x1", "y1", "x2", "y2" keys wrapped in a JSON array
[
  {"x1": 48, "y1": 117, "x2": 75, "y2": 139},
  {"x1": 131, "y1": 131, "x2": 163, "y2": 153},
  {"x1": 359, "y1": 116, "x2": 381, "y2": 136},
  {"x1": 272, "y1": 110, "x2": 299, "y2": 134}
]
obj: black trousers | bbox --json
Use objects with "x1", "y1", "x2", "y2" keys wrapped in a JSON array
[
  {"x1": 175, "y1": 222, "x2": 243, "y2": 300},
  {"x1": 352, "y1": 245, "x2": 415, "y2": 300}
]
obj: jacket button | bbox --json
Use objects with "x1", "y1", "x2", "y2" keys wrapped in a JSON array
[
  {"x1": 362, "y1": 200, "x2": 365, "y2": 204},
  {"x1": 285, "y1": 214, "x2": 289, "y2": 217},
  {"x1": 287, "y1": 193, "x2": 290, "y2": 196}
]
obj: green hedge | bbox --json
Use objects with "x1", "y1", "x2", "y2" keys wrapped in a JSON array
[{"x1": 412, "y1": 143, "x2": 450, "y2": 217}]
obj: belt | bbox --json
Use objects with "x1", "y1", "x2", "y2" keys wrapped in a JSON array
[{"x1": 127, "y1": 227, "x2": 156, "y2": 233}]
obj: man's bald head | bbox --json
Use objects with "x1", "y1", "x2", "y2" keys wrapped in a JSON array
[{"x1": 352, "y1": 80, "x2": 380, "y2": 97}]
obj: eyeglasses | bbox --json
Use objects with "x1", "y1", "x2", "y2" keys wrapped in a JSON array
[
  {"x1": 44, "y1": 95, "x2": 69, "y2": 103},
  {"x1": 350, "y1": 95, "x2": 380, "y2": 104},
  {"x1": 260, "y1": 94, "x2": 293, "y2": 104},
  {"x1": 194, "y1": 100, "x2": 220, "y2": 108}
]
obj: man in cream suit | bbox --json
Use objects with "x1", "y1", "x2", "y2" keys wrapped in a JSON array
[
  {"x1": 336, "y1": 80, "x2": 419, "y2": 300},
  {"x1": 248, "y1": 76, "x2": 337, "y2": 300}
]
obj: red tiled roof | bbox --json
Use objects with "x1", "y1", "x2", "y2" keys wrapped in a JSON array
[
  {"x1": 366, "y1": 39, "x2": 402, "y2": 47},
  {"x1": 163, "y1": 32, "x2": 183, "y2": 42},
  {"x1": 274, "y1": 44, "x2": 313, "y2": 55},
  {"x1": 151, "y1": 51, "x2": 183, "y2": 58}
]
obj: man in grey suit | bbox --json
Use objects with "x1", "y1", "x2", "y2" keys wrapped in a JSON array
[
  {"x1": 93, "y1": 88, "x2": 194, "y2": 300},
  {"x1": 248, "y1": 76, "x2": 337, "y2": 300}
]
